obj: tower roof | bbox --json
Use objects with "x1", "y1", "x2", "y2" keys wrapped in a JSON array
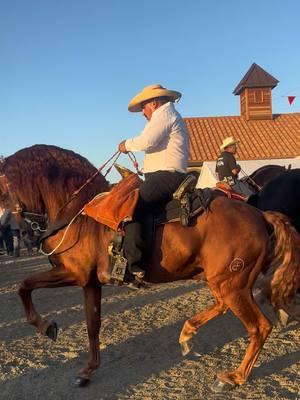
[{"x1": 233, "y1": 63, "x2": 279, "y2": 95}]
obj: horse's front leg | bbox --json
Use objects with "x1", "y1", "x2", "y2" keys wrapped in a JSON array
[
  {"x1": 18, "y1": 267, "x2": 77, "y2": 340},
  {"x1": 74, "y1": 281, "x2": 102, "y2": 387}
]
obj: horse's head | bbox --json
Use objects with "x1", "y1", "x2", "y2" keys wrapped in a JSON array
[
  {"x1": 0, "y1": 144, "x2": 112, "y2": 230},
  {"x1": 242, "y1": 164, "x2": 289, "y2": 193}
]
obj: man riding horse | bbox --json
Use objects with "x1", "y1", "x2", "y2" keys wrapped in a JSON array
[
  {"x1": 215, "y1": 136, "x2": 254, "y2": 197},
  {"x1": 118, "y1": 84, "x2": 189, "y2": 280}
]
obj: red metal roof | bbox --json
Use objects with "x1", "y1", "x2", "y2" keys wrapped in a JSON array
[{"x1": 185, "y1": 113, "x2": 300, "y2": 164}]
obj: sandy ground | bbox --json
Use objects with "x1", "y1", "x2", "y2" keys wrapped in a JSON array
[{"x1": 0, "y1": 252, "x2": 299, "y2": 400}]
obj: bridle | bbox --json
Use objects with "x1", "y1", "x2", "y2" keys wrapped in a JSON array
[
  {"x1": 0, "y1": 171, "x2": 48, "y2": 235},
  {"x1": 22, "y1": 211, "x2": 48, "y2": 233},
  {"x1": 240, "y1": 168, "x2": 262, "y2": 192}
]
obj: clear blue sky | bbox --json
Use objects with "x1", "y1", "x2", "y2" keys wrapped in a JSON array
[{"x1": 1, "y1": 0, "x2": 300, "y2": 181}]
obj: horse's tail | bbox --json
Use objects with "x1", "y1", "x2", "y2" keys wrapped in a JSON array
[{"x1": 263, "y1": 211, "x2": 300, "y2": 307}]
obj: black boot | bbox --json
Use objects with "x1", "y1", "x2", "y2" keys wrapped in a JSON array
[{"x1": 124, "y1": 221, "x2": 146, "y2": 280}]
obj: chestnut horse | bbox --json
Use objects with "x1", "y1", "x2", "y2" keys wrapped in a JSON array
[{"x1": 0, "y1": 145, "x2": 299, "y2": 393}]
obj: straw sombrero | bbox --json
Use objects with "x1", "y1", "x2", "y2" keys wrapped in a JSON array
[
  {"x1": 220, "y1": 136, "x2": 239, "y2": 150},
  {"x1": 128, "y1": 84, "x2": 182, "y2": 112}
]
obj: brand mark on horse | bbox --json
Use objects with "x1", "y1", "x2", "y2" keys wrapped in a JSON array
[{"x1": 229, "y1": 258, "x2": 245, "y2": 272}]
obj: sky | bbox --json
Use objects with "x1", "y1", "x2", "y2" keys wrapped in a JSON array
[{"x1": 1, "y1": 0, "x2": 300, "y2": 181}]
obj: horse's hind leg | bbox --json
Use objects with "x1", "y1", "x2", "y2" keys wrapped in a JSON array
[
  {"x1": 179, "y1": 295, "x2": 228, "y2": 356},
  {"x1": 74, "y1": 280, "x2": 102, "y2": 387},
  {"x1": 18, "y1": 267, "x2": 77, "y2": 340},
  {"x1": 213, "y1": 289, "x2": 272, "y2": 391}
]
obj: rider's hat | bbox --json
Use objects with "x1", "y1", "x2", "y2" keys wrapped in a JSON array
[
  {"x1": 128, "y1": 84, "x2": 182, "y2": 112},
  {"x1": 220, "y1": 136, "x2": 239, "y2": 150}
]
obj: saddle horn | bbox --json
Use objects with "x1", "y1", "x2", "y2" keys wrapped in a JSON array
[{"x1": 114, "y1": 163, "x2": 135, "y2": 179}]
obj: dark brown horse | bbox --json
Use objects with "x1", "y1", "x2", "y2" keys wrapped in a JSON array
[
  {"x1": 0, "y1": 145, "x2": 299, "y2": 393},
  {"x1": 248, "y1": 168, "x2": 300, "y2": 233},
  {"x1": 241, "y1": 164, "x2": 289, "y2": 193}
]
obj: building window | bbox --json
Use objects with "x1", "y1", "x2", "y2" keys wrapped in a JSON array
[{"x1": 254, "y1": 90, "x2": 264, "y2": 103}]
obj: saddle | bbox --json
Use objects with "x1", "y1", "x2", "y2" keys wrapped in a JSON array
[{"x1": 215, "y1": 181, "x2": 248, "y2": 201}]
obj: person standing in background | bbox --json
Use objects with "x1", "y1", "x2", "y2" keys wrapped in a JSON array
[
  {"x1": 0, "y1": 205, "x2": 14, "y2": 256},
  {"x1": 10, "y1": 212, "x2": 21, "y2": 257}
]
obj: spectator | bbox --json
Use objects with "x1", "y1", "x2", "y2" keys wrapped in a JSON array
[
  {"x1": 10, "y1": 212, "x2": 21, "y2": 257},
  {"x1": 0, "y1": 232, "x2": 5, "y2": 255},
  {"x1": 0, "y1": 205, "x2": 14, "y2": 256},
  {"x1": 19, "y1": 218, "x2": 34, "y2": 256}
]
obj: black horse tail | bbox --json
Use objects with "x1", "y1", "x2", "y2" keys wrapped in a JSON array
[{"x1": 263, "y1": 211, "x2": 300, "y2": 307}]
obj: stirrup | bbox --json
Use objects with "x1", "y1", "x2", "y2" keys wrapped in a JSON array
[
  {"x1": 173, "y1": 175, "x2": 197, "y2": 227},
  {"x1": 128, "y1": 265, "x2": 145, "y2": 279},
  {"x1": 173, "y1": 174, "x2": 197, "y2": 201}
]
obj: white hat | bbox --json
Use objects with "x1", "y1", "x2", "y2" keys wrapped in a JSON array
[
  {"x1": 128, "y1": 84, "x2": 182, "y2": 112},
  {"x1": 220, "y1": 136, "x2": 239, "y2": 150}
]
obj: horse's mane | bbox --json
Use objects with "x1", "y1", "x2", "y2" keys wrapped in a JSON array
[
  {"x1": 0, "y1": 144, "x2": 109, "y2": 213},
  {"x1": 250, "y1": 164, "x2": 286, "y2": 179}
]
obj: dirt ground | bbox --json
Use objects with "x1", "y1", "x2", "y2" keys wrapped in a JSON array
[{"x1": 0, "y1": 252, "x2": 299, "y2": 400}]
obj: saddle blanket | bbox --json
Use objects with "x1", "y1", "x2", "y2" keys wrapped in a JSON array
[{"x1": 84, "y1": 174, "x2": 142, "y2": 231}]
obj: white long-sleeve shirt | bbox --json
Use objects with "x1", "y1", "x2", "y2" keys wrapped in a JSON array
[{"x1": 125, "y1": 102, "x2": 189, "y2": 173}]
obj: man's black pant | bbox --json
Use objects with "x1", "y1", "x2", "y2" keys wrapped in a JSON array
[{"x1": 124, "y1": 170, "x2": 186, "y2": 273}]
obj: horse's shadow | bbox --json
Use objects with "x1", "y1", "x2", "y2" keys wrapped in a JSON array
[{"x1": 2, "y1": 305, "x2": 299, "y2": 400}]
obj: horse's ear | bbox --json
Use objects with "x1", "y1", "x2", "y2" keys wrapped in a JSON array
[
  {"x1": 288, "y1": 164, "x2": 292, "y2": 170},
  {"x1": 114, "y1": 164, "x2": 135, "y2": 179}
]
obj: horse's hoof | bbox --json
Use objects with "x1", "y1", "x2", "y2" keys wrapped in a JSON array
[
  {"x1": 180, "y1": 340, "x2": 193, "y2": 356},
  {"x1": 276, "y1": 308, "x2": 289, "y2": 327},
  {"x1": 46, "y1": 321, "x2": 58, "y2": 341},
  {"x1": 211, "y1": 378, "x2": 235, "y2": 393},
  {"x1": 192, "y1": 350, "x2": 202, "y2": 358},
  {"x1": 73, "y1": 377, "x2": 90, "y2": 387}
]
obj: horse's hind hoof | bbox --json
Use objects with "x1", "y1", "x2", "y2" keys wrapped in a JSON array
[
  {"x1": 211, "y1": 378, "x2": 235, "y2": 393},
  {"x1": 46, "y1": 321, "x2": 58, "y2": 341},
  {"x1": 73, "y1": 377, "x2": 90, "y2": 387},
  {"x1": 180, "y1": 340, "x2": 193, "y2": 356},
  {"x1": 276, "y1": 308, "x2": 289, "y2": 327}
]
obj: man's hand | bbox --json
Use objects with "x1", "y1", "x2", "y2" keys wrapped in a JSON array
[{"x1": 118, "y1": 140, "x2": 128, "y2": 154}]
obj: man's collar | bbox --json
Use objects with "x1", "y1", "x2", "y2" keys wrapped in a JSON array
[{"x1": 152, "y1": 101, "x2": 173, "y2": 117}]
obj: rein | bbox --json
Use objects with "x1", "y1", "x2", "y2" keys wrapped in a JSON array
[
  {"x1": 240, "y1": 168, "x2": 262, "y2": 191},
  {"x1": 40, "y1": 191, "x2": 109, "y2": 256},
  {"x1": 56, "y1": 150, "x2": 141, "y2": 217},
  {"x1": 55, "y1": 150, "x2": 121, "y2": 216}
]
